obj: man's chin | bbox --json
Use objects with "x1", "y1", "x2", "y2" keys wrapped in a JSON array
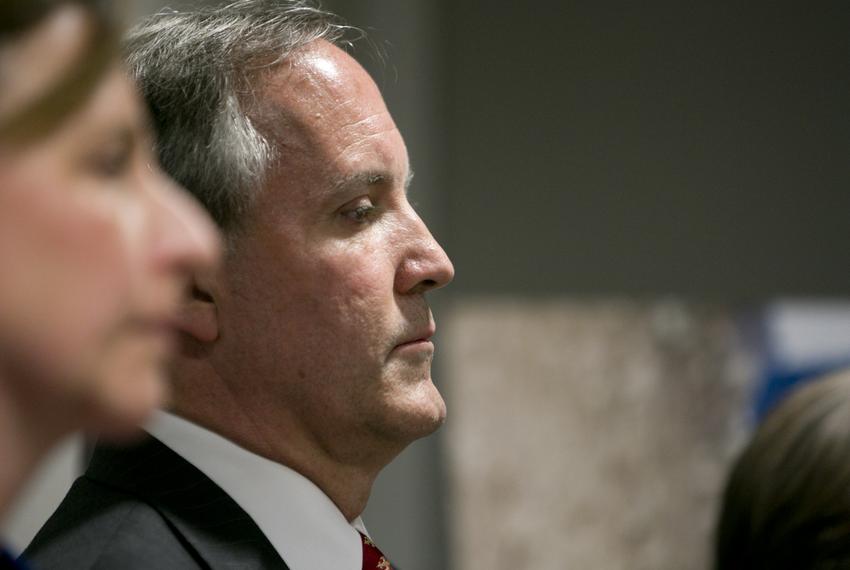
[{"x1": 386, "y1": 384, "x2": 447, "y2": 441}]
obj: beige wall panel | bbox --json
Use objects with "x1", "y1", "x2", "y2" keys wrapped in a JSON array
[{"x1": 444, "y1": 299, "x2": 754, "y2": 570}]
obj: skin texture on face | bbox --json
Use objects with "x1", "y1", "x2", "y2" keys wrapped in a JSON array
[
  {"x1": 0, "y1": 8, "x2": 220, "y2": 440},
  {"x1": 176, "y1": 41, "x2": 454, "y2": 493}
]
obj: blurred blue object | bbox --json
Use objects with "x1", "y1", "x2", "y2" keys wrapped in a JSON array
[
  {"x1": 755, "y1": 360, "x2": 850, "y2": 420},
  {"x1": 753, "y1": 301, "x2": 850, "y2": 421}
]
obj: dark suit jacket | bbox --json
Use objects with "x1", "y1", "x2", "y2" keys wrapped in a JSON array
[{"x1": 25, "y1": 436, "x2": 289, "y2": 569}]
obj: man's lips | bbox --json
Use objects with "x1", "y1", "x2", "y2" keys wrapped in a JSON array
[
  {"x1": 395, "y1": 338, "x2": 432, "y2": 349},
  {"x1": 393, "y1": 322, "x2": 437, "y2": 350}
]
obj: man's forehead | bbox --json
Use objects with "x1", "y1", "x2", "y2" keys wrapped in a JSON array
[
  {"x1": 245, "y1": 41, "x2": 411, "y2": 222},
  {"x1": 260, "y1": 40, "x2": 381, "y2": 115},
  {"x1": 255, "y1": 42, "x2": 406, "y2": 171}
]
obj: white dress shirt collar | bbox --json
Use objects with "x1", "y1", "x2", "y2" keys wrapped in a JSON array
[{"x1": 145, "y1": 410, "x2": 367, "y2": 570}]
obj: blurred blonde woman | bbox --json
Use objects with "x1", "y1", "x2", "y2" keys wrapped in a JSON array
[
  {"x1": 0, "y1": 0, "x2": 220, "y2": 548},
  {"x1": 715, "y1": 369, "x2": 850, "y2": 570}
]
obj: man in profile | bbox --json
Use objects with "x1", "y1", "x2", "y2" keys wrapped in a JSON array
[{"x1": 26, "y1": 2, "x2": 454, "y2": 569}]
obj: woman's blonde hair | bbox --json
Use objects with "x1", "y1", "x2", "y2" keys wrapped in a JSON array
[
  {"x1": 715, "y1": 369, "x2": 850, "y2": 569},
  {"x1": 0, "y1": 0, "x2": 117, "y2": 144}
]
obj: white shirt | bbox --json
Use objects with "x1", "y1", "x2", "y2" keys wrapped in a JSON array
[{"x1": 145, "y1": 410, "x2": 368, "y2": 570}]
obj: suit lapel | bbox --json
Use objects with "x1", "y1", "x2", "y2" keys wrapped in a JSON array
[{"x1": 86, "y1": 436, "x2": 289, "y2": 570}]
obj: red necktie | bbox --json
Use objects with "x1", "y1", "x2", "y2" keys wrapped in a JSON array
[{"x1": 360, "y1": 532, "x2": 393, "y2": 570}]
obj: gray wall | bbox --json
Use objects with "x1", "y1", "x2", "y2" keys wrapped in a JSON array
[{"x1": 443, "y1": 1, "x2": 849, "y2": 298}]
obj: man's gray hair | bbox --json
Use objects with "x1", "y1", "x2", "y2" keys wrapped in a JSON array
[{"x1": 125, "y1": 0, "x2": 355, "y2": 231}]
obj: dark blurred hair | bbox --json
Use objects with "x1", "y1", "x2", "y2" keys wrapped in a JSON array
[
  {"x1": 0, "y1": 0, "x2": 117, "y2": 144},
  {"x1": 714, "y1": 369, "x2": 850, "y2": 570}
]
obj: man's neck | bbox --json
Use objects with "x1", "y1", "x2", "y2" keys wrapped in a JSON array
[
  {"x1": 269, "y1": 441, "x2": 382, "y2": 522},
  {"x1": 172, "y1": 404, "x2": 401, "y2": 522}
]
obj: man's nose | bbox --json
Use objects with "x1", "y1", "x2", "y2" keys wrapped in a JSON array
[{"x1": 394, "y1": 210, "x2": 455, "y2": 295}]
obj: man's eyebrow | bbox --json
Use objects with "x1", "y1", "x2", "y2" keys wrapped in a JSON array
[{"x1": 329, "y1": 168, "x2": 416, "y2": 195}]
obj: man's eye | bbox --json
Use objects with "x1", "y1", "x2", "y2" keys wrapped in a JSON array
[{"x1": 341, "y1": 198, "x2": 377, "y2": 224}]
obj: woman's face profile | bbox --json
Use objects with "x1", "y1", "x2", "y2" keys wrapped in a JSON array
[{"x1": 0, "y1": 5, "x2": 220, "y2": 437}]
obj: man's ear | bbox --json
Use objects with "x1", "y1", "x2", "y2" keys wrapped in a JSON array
[{"x1": 175, "y1": 272, "x2": 220, "y2": 344}]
